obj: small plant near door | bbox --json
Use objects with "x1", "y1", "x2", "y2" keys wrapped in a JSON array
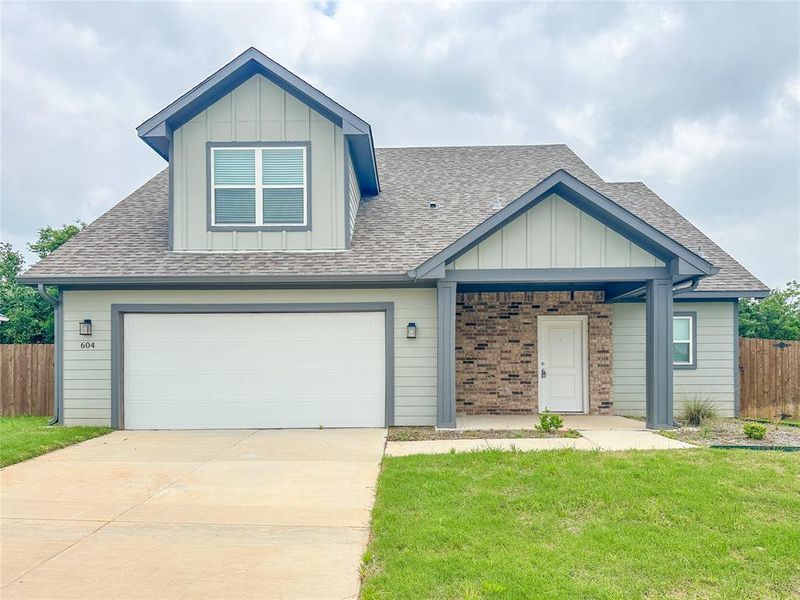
[{"x1": 535, "y1": 410, "x2": 564, "y2": 433}]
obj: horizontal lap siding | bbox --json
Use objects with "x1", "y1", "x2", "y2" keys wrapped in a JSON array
[
  {"x1": 612, "y1": 301, "x2": 736, "y2": 417},
  {"x1": 61, "y1": 288, "x2": 437, "y2": 426}
]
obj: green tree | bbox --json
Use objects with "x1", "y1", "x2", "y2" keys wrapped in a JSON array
[
  {"x1": 739, "y1": 281, "x2": 800, "y2": 340},
  {"x1": 0, "y1": 222, "x2": 85, "y2": 343},
  {"x1": 0, "y1": 243, "x2": 53, "y2": 343},
  {"x1": 28, "y1": 221, "x2": 85, "y2": 259}
]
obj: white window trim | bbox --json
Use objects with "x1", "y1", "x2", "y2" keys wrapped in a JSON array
[
  {"x1": 672, "y1": 314, "x2": 694, "y2": 366},
  {"x1": 210, "y1": 146, "x2": 308, "y2": 227}
]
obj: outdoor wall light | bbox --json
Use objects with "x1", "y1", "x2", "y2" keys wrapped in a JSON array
[
  {"x1": 406, "y1": 322, "x2": 417, "y2": 339},
  {"x1": 79, "y1": 319, "x2": 92, "y2": 336}
]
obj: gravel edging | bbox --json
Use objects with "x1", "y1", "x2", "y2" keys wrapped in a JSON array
[
  {"x1": 386, "y1": 426, "x2": 581, "y2": 441},
  {"x1": 659, "y1": 419, "x2": 800, "y2": 448}
]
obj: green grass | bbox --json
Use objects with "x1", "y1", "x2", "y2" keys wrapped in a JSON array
[
  {"x1": 362, "y1": 449, "x2": 800, "y2": 599},
  {"x1": 0, "y1": 416, "x2": 111, "y2": 467}
]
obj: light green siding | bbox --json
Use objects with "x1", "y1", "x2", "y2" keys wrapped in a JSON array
[
  {"x1": 172, "y1": 74, "x2": 346, "y2": 251},
  {"x1": 612, "y1": 301, "x2": 736, "y2": 417},
  {"x1": 449, "y1": 194, "x2": 663, "y2": 270},
  {"x1": 61, "y1": 288, "x2": 437, "y2": 427},
  {"x1": 346, "y1": 149, "x2": 360, "y2": 243}
]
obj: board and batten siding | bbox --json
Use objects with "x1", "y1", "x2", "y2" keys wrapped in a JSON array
[
  {"x1": 346, "y1": 149, "x2": 360, "y2": 244},
  {"x1": 448, "y1": 194, "x2": 663, "y2": 270},
  {"x1": 61, "y1": 288, "x2": 437, "y2": 427},
  {"x1": 612, "y1": 301, "x2": 736, "y2": 417},
  {"x1": 172, "y1": 73, "x2": 346, "y2": 251}
]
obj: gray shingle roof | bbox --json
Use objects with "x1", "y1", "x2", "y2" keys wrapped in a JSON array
[{"x1": 20, "y1": 144, "x2": 766, "y2": 292}]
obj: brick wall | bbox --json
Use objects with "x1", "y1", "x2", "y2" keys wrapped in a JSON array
[{"x1": 455, "y1": 291, "x2": 613, "y2": 415}]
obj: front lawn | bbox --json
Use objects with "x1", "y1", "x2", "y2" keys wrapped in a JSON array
[
  {"x1": 0, "y1": 416, "x2": 111, "y2": 467},
  {"x1": 362, "y1": 449, "x2": 800, "y2": 599}
]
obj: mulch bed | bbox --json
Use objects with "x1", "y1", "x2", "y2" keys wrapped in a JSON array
[
  {"x1": 662, "y1": 419, "x2": 800, "y2": 448},
  {"x1": 386, "y1": 427, "x2": 581, "y2": 441}
]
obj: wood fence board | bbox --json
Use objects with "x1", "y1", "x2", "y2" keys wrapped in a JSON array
[
  {"x1": 0, "y1": 344, "x2": 54, "y2": 417},
  {"x1": 739, "y1": 337, "x2": 800, "y2": 420}
]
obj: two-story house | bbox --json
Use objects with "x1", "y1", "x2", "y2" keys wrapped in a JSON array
[{"x1": 21, "y1": 48, "x2": 768, "y2": 431}]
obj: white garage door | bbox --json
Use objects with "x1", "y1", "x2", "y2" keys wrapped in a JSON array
[{"x1": 123, "y1": 312, "x2": 386, "y2": 429}]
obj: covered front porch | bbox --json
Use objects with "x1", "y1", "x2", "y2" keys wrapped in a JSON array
[
  {"x1": 412, "y1": 171, "x2": 719, "y2": 432},
  {"x1": 436, "y1": 277, "x2": 678, "y2": 431}
]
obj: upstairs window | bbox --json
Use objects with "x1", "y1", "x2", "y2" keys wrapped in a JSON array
[
  {"x1": 672, "y1": 313, "x2": 695, "y2": 368},
  {"x1": 211, "y1": 145, "x2": 308, "y2": 227}
]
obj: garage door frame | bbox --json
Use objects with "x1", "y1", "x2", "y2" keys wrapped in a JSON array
[{"x1": 110, "y1": 302, "x2": 395, "y2": 429}]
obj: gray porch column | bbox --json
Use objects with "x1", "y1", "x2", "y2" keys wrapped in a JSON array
[
  {"x1": 645, "y1": 278, "x2": 674, "y2": 429},
  {"x1": 436, "y1": 280, "x2": 457, "y2": 428}
]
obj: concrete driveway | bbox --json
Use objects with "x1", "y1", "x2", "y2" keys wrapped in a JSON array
[{"x1": 0, "y1": 428, "x2": 386, "y2": 599}]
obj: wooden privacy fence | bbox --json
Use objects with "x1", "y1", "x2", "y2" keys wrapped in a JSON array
[
  {"x1": 0, "y1": 344, "x2": 55, "y2": 417},
  {"x1": 739, "y1": 337, "x2": 800, "y2": 420}
]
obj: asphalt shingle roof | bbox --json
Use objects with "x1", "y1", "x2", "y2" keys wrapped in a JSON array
[{"x1": 21, "y1": 144, "x2": 767, "y2": 292}]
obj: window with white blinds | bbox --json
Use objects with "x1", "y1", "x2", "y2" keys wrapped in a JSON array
[
  {"x1": 211, "y1": 146, "x2": 307, "y2": 226},
  {"x1": 672, "y1": 314, "x2": 694, "y2": 366}
]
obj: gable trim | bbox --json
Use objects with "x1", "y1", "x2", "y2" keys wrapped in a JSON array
[
  {"x1": 410, "y1": 170, "x2": 717, "y2": 280},
  {"x1": 137, "y1": 48, "x2": 379, "y2": 194}
]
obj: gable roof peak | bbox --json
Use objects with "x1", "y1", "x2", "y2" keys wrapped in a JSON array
[{"x1": 136, "y1": 47, "x2": 380, "y2": 194}]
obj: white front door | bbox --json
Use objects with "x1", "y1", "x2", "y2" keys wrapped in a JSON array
[{"x1": 537, "y1": 316, "x2": 587, "y2": 413}]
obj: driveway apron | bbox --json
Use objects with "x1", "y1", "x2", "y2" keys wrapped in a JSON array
[{"x1": 0, "y1": 428, "x2": 386, "y2": 599}]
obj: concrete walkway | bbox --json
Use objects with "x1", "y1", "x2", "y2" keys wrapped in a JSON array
[
  {"x1": 387, "y1": 416, "x2": 695, "y2": 457},
  {"x1": 0, "y1": 428, "x2": 386, "y2": 600},
  {"x1": 454, "y1": 414, "x2": 649, "y2": 431}
]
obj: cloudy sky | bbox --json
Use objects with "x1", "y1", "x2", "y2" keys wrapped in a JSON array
[{"x1": 1, "y1": 1, "x2": 798, "y2": 287}]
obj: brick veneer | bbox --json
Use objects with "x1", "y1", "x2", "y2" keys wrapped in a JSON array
[{"x1": 455, "y1": 291, "x2": 613, "y2": 415}]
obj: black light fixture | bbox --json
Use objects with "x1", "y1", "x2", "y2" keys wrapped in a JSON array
[
  {"x1": 79, "y1": 319, "x2": 92, "y2": 336},
  {"x1": 406, "y1": 322, "x2": 417, "y2": 339}
]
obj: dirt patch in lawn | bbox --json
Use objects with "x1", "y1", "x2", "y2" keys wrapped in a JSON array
[
  {"x1": 661, "y1": 419, "x2": 800, "y2": 447},
  {"x1": 386, "y1": 427, "x2": 581, "y2": 441}
]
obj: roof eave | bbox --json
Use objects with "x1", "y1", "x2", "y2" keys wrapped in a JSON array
[
  {"x1": 17, "y1": 272, "x2": 415, "y2": 288},
  {"x1": 680, "y1": 289, "x2": 770, "y2": 299}
]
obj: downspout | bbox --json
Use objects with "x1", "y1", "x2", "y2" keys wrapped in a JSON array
[{"x1": 36, "y1": 284, "x2": 60, "y2": 426}]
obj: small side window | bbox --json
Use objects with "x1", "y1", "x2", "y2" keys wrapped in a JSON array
[{"x1": 672, "y1": 314, "x2": 695, "y2": 367}]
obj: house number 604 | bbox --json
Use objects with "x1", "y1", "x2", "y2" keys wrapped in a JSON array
[{"x1": 80, "y1": 342, "x2": 95, "y2": 349}]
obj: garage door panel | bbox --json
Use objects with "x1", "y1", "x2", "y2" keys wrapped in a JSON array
[
  {"x1": 126, "y1": 342, "x2": 384, "y2": 372},
  {"x1": 125, "y1": 367, "x2": 384, "y2": 397},
  {"x1": 123, "y1": 312, "x2": 386, "y2": 429},
  {"x1": 124, "y1": 399, "x2": 385, "y2": 430}
]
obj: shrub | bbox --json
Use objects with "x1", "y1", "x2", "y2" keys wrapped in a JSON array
[
  {"x1": 535, "y1": 410, "x2": 564, "y2": 433},
  {"x1": 679, "y1": 397, "x2": 719, "y2": 426},
  {"x1": 743, "y1": 422, "x2": 767, "y2": 440}
]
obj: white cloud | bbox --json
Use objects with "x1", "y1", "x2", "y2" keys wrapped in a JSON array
[
  {"x1": 704, "y1": 206, "x2": 800, "y2": 287},
  {"x1": 763, "y1": 76, "x2": 800, "y2": 129},
  {"x1": 612, "y1": 114, "x2": 744, "y2": 182},
  {"x1": 552, "y1": 103, "x2": 603, "y2": 148},
  {"x1": 566, "y1": 4, "x2": 684, "y2": 70}
]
